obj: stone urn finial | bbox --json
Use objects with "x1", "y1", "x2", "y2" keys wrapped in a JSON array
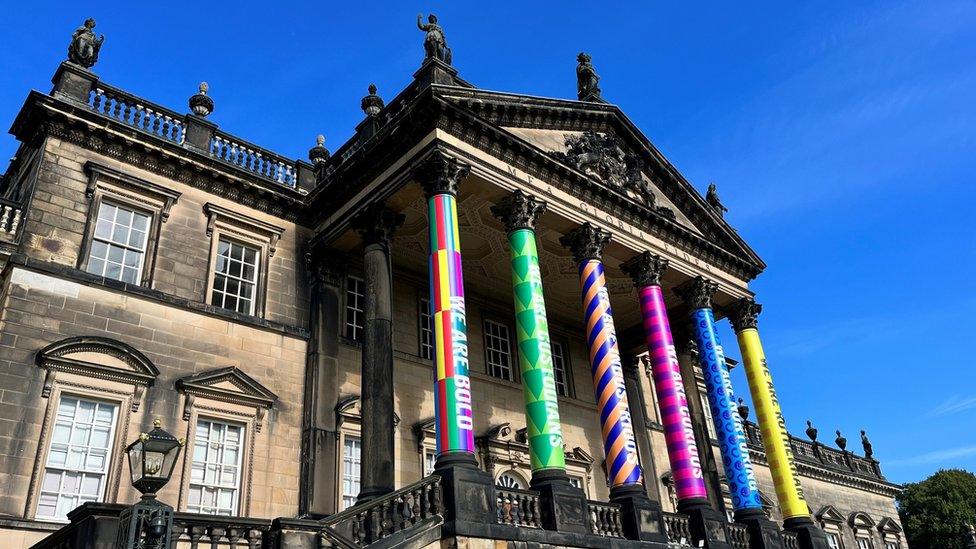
[
  {"x1": 805, "y1": 420, "x2": 818, "y2": 443},
  {"x1": 189, "y1": 82, "x2": 214, "y2": 117},
  {"x1": 308, "y1": 135, "x2": 330, "y2": 165},
  {"x1": 835, "y1": 430, "x2": 847, "y2": 451},
  {"x1": 361, "y1": 84, "x2": 385, "y2": 117},
  {"x1": 737, "y1": 397, "x2": 750, "y2": 422}
]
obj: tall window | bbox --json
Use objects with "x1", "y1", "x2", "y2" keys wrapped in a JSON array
[
  {"x1": 211, "y1": 239, "x2": 260, "y2": 315},
  {"x1": 423, "y1": 449, "x2": 437, "y2": 477},
  {"x1": 86, "y1": 202, "x2": 150, "y2": 284},
  {"x1": 700, "y1": 393, "x2": 717, "y2": 439},
  {"x1": 188, "y1": 419, "x2": 243, "y2": 516},
  {"x1": 37, "y1": 396, "x2": 117, "y2": 521},
  {"x1": 825, "y1": 532, "x2": 841, "y2": 549},
  {"x1": 419, "y1": 297, "x2": 433, "y2": 360},
  {"x1": 484, "y1": 320, "x2": 513, "y2": 381},
  {"x1": 884, "y1": 542, "x2": 899, "y2": 549},
  {"x1": 345, "y1": 276, "x2": 365, "y2": 341},
  {"x1": 856, "y1": 538, "x2": 873, "y2": 549},
  {"x1": 342, "y1": 436, "x2": 362, "y2": 509},
  {"x1": 551, "y1": 341, "x2": 570, "y2": 397}
]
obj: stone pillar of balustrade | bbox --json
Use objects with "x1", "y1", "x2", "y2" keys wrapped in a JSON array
[
  {"x1": 415, "y1": 149, "x2": 496, "y2": 527},
  {"x1": 559, "y1": 223, "x2": 666, "y2": 543},
  {"x1": 352, "y1": 205, "x2": 404, "y2": 503},
  {"x1": 51, "y1": 61, "x2": 98, "y2": 104},
  {"x1": 490, "y1": 189, "x2": 588, "y2": 534},
  {"x1": 729, "y1": 298, "x2": 830, "y2": 549}
]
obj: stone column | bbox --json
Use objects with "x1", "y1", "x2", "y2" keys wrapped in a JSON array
[
  {"x1": 676, "y1": 277, "x2": 781, "y2": 548},
  {"x1": 623, "y1": 253, "x2": 729, "y2": 548},
  {"x1": 560, "y1": 224, "x2": 665, "y2": 542},
  {"x1": 415, "y1": 150, "x2": 495, "y2": 526},
  {"x1": 491, "y1": 190, "x2": 587, "y2": 533},
  {"x1": 730, "y1": 299, "x2": 829, "y2": 549},
  {"x1": 352, "y1": 205, "x2": 404, "y2": 502},
  {"x1": 299, "y1": 252, "x2": 343, "y2": 517},
  {"x1": 622, "y1": 355, "x2": 663, "y2": 503}
]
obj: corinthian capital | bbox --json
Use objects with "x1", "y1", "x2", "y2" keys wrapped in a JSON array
[
  {"x1": 729, "y1": 297, "x2": 762, "y2": 332},
  {"x1": 620, "y1": 252, "x2": 669, "y2": 288},
  {"x1": 352, "y1": 204, "x2": 405, "y2": 246},
  {"x1": 559, "y1": 222, "x2": 611, "y2": 263},
  {"x1": 490, "y1": 189, "x2": 547, "y2": 232},
  {"x1": 674, "y1": 276, "x2": 718, "y2": 310},
  {"x1": 414, "y1": 149, "x2": 471, "y2": 198}
]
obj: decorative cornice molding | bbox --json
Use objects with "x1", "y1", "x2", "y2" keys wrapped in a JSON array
[
  {"x1": 176, "y1": 367, "x2": 278, "y2": 432},
  {"x1": 729, "y1": 297, "x2": 762, "y2": 332},
  {"x1": 489, "y1": 189, "x2": 546, "y2": 232},
  {"x1": 84, "y1": 161, "x2": 181, "y2": 221},
  {"x1": 674, "y1": 276, "x2": 718, "y2": 310},
  {"x1": 413, "y1": 148, "x2": 470, "y2": 198},
  {"x1": 620, "y1": 251, "x2": 669, "y2": 288},
  {"x1": 203, "y1": 202, "x2": 286, "y2": 256},
  {"x1": 559, "y1": 222, "x2": 611, "y2": 264}
]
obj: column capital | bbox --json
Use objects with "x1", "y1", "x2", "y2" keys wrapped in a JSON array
[
  {"x1": 620, "y1": 252, "x2": 669, "y2": 288},
  {"x1": 729, "y1": 297, "x2": 762, "y2": 332},
  {"x1": 559, "y1": 222, "x2": 611, "y2": 263},
  {"x1": 490, "y1": 189, "x2": 546, "y2": 232},
  {"x1": 674, "y1": 276, "x2": 718, "y2": 310},
  {"x1": 305, "y1": 250, "x2": 344, "y2": 288},
  {"x1": 352, "y1": 204, "x2": 405, "y2": 246},
  {"x1": 414, "y1": 149, "x2": 471, "y2": 198}
]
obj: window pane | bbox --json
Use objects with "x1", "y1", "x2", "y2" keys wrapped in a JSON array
[
  {"x1": 342, "y1": 436, "x2": 362, "y2": 509},
  {"x1": 189, "y1": 419, "x2": 243, "y2": 515},
  {"x1": 211, "y1": 239, "x2": 260, "y2": 316}
]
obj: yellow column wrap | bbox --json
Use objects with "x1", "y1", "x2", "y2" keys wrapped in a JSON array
[{"x1": 736, "y1": 328, "x2": 809, "y2": 519}]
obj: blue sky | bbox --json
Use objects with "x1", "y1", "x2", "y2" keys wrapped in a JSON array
[{"x1": 1, "y1": 1, "x2": 973, "y2": 484}]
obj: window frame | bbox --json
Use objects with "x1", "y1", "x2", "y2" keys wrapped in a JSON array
[
  {"x1": 79, "y1": 163, "x2": 180, "y2": 288},
  {"x1": 203, "y1": 203, "x2": 283, "y2": 320},
  {"x1": 418, "y1": 295, "x2": 434, "y2": 361},
  {"x1": 340, "y1": 434, "x2": 363, "y2": 510},
  {"x1": 344, "y1": 275, "x2": 365, "y2": 342},
  {"x1": 550, "y1": 337, "x2": 574, "y2": 398},
  {"x1": 209, "y1": 237, "x2": 262, "y2": 317},
  {"x1": 186, "y1": 417, "x2": 246, "y2": 516},
  {"x1": 483, "y1": 317, "x2": 516, "y2": 382}
]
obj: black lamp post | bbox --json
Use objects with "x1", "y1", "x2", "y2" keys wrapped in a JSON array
[{"x1": 116, "y1": 420, "x2": 184, "y2": 549}]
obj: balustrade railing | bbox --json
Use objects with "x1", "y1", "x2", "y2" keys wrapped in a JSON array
[
  {"x1": 725, "y1": 522, "x2": 751, "y2": 549},
  {"x1": 586, "y1": 500, "x2": 623, "y2": 538},
  {"x1": 169, "y1": 514, "x2": 271, "y2": 549},
  {"x1": 210, "y1": 133, "x2": 298, "y2": 187},
  {"x1": 89, "y1": 85, "x2": 186, "y2": 144},
  {"x1": 662, "y1": 512, "x2": 693, "y2": 546},
  {"x1": 782, "y1": 530, "x2": 800, "y2": 549},
  {"x1": 319, "y1": 475, "x2": 441, "y2": 548},
  {"x1": 495, "y1": 487, "x2": 541, "y2": 528},
  {"x1": 742, "y1": 419, "x2": 885, "y2": 480},
  {"x1": 0, "y1": 198, "x2": 23, "y2": 241}
]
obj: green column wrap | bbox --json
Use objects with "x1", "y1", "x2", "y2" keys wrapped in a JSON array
[{"x1": 509, "y1": 228, "x2": 567, "y2": 472}]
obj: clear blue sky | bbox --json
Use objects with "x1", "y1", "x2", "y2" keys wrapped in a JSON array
[{"x1": 1, "y1": 1, "x2": 973, "y2": 485}]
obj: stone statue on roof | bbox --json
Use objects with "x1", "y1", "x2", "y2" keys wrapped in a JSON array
[
  {"x1": 68, "y1": 18, "x2": 104, "y2": 69},
  {"x1": 576, "y1": 52, "x2": 601, "y2": 101},
  {"x1": 706, "y1": 183, "x2": 728, "y2": 217},
  {"x1": 417, "y1": 14, "x2": 452, "y2": 65}
]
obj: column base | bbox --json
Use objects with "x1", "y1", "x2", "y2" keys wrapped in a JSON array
[
  {"x1": 530, "y1": 469, "x2": 588, "y2": 534},
  {"x1": 677, "y1": 497, "x2": 732, "y2": 548},
  {"x1": 433, "y1": 451, "x2": 496, "y2": 525},
  {"x1": 609, "y1": 484, "x2": 667, "y2": 542},
  {"x1": 783, "y1": 516, "x2": 831, "y2": 549},
  {"x1": 734, "y1": 507, "x2": 784, "y2": 549}
]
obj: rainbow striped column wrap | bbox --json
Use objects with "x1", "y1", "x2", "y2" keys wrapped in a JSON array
[
  {"x1": 428, "y1": 193, "x2": 475, "y2": 455},
  {"x1": 638, "y1": 285, "x2": 708, "y2": 501},
  {"x1": 692, "y1": 308, "x2": 761, "y2": 511},
  {"x1": 578, "y1": 260, "x2": 642, "y2": 487}
]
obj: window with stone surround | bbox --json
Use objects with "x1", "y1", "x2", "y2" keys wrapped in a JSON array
[
  {"x1": 883, "y1": 542, "x2": 899, "y2": 549},
  {"x1": 700, "y1": 392, "x2": 717, "y2": 439},
  {"x1": 36, "y1": 396, "x2": 118, "y2": 521},
  {"x1": 484, "y1": 319, "x2": 514, "y2": 381},
  {"x1": 210, "y1": 239, "x2": 261, "y2": 316},
  {"x1": 345, "y1": 275, "x2": 365, "y2": 341},
  {"x1": 203, "y1": 203, "x2": 284, "y2": 319},
  {"x1": 825, "y1": 531, "x2": 843, "y2": 549},
  {"x1": 855, "y1": 537, "x2": 873, "y2": 549},
  {"x1": 79, "y1": 162, "x2": 180, "y2": 287},
  {"x1": 341, "y1": 435, "x2": 362, "y2": 510},
  {"x1": 419, "y1": 296, "x2": 433, "y2": 360},
  {"x1": 187, "y1": 418, "x2": 244, "y2": 516},
  {"x1": 551, "y1": 339, "x2": 571, "y2": 397}
]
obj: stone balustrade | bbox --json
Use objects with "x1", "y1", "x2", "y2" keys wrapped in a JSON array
[
  {"x1": 782, "y1": 530, "x2": 800, "y2": 549},
  {"x1": 0, "y1": 198, "x2": 23, "y2": 241},
  {"x1": 210, "y1": 133, "x2": 297, "y2": 187},
  {"x1": 725, "y1": 522, "x2": 751, "y2": 549},
  {"x1": 662, "y1": 512, "x2": 692, "y2": 546},
  {"x1": 586, "y1": 500, "x2": 624, "y2": 538},
  {"x1": 89, "y1": 85, "x2": 186, "y2": 144},
  {"x1": 169, "y1": 515, "x2": 270, "y2": 549},
  {"x1": 495, "y1": 487, "x2": 541, "y2": 528},
  {"x1": 743, "y1": 419, "x2": 885, "y2": 480}
]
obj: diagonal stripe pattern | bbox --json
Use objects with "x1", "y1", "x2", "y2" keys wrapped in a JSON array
[
  {"x1": 578, "y1": 260, "x2": 642, "y2": 487},
  {"x1": 692, "y1": 308, "x2": 762, "y2": 511},
  {"x1": 428, "y1": 193, "x2": 475, "y2": 455},
  {"x1": 638, "y1": 285, "x2": 708, "y2": 502}
]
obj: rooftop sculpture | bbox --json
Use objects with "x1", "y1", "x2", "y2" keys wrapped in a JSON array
[
  {"x1": 576, "y1": 52, "x2": 601, "y2": 101},
  {"x1": 417, "y1": 13, "x2": 452, "y2": 65},
  {"x1": 67, "y1": 18, "x2": 104, "y2": 68}
]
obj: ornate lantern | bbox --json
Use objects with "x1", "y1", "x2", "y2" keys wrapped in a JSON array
[{"x1": 125, "y1": 419, "x2": 183, "y2": 495}]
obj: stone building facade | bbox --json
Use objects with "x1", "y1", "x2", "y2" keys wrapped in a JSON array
[{"x1": 0, "y1": 17, "x2": 904, "y2": 549}]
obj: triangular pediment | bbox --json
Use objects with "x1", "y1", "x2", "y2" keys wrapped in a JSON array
[
  {"x1": 877, "y1": 517, "x2": 902, "y2": 534},
  {"x1": 434, "y1": 87, "x2": 765, "y2": 278},
  {"x1": 816, "y1": 505, "x2": 845, "y2": 524},
  {"x1": 176, "y1": 366, "x2": 277, "y2": 408}
]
